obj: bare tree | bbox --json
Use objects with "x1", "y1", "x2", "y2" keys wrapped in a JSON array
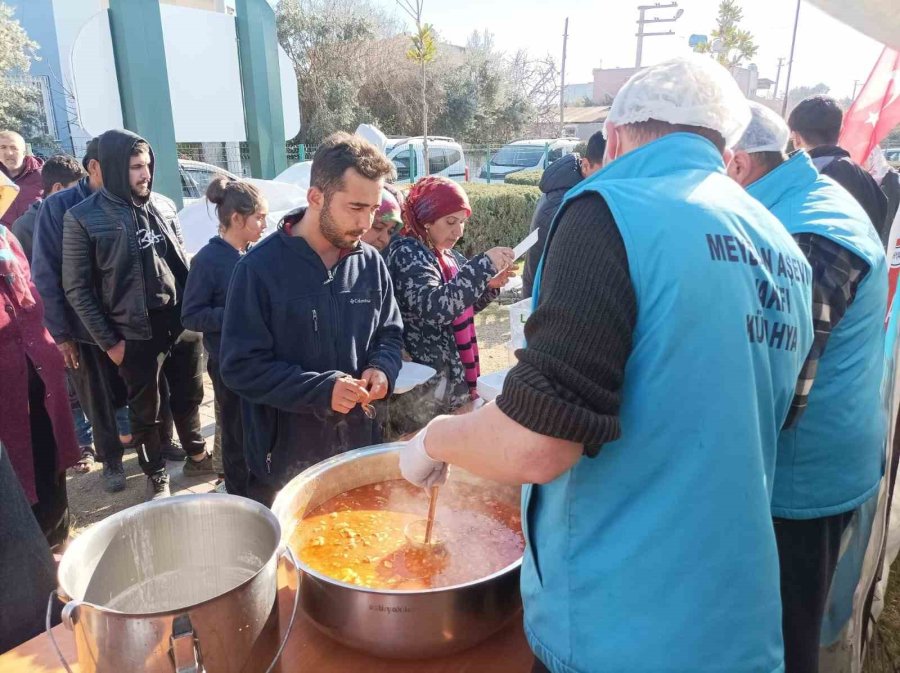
[
  {"x1": 396, "y1": 0, "x2": 436, "y2": 173},
  {"x1": 509, "y1": 50, "x2": 561, "y2": 137}
]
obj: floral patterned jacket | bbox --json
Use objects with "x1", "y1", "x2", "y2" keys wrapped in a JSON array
[{"x1": 386, "y1": 236, "x2": 499, "y2": 423}]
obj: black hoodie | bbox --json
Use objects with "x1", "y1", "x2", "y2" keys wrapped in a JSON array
[
  {"x1": 522, "y1": 152, "x2": 584, "y2": 298},
  {"x1": 98, "y1": 129, "x2": 178, "y2": 309}
]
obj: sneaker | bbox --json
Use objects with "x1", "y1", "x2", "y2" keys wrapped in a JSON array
[
  {"x1": 102, "y1": 460, "x2": 126, "y2": 493},
  {"x1": 73, "y1": 447, "x2": 96, "y2": 474},
  {"x1": 214, "y1": 480, "x2": 228, "y2": 494},
  {"x1": 161, "y1": 439, "x2": 187, "y2": 462},
  {"x1": 182, "y1": 452, "x2": 217, "y2": 477},
  {"x1": 148, "y1": 473, "x2": 170, "y2": 501}
]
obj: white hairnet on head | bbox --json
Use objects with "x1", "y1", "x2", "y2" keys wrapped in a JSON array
[
  {"x1": 733, "y1": 102, "x2": 790, "y2": 153},
  {"x1": 605, "y1": 55, "x2": 752, "y2": 147}
]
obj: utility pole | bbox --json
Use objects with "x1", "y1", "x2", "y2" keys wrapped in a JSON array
[
  {"x1": 781, "y1": 0, "x2": 801, "y2": 117},
  {"x1": 559, "y1": 17, "x2": 569, "y2": 138},
  {"x1": 773, "y1": 57, "x2": 785, "y2": 101},
  {"x1": 635, "y1": 2, "x2": 683, "y2": 69},
  {"x1": 851, "y1": 79, "x2": 861, "y2": 100}
]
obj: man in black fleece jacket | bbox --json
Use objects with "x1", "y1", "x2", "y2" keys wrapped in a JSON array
[
  {"x1": 62, "y1": 130, "x2": 212, "y2": 500},
  {"x1": 220, "y1": 133, "x2": 403, "y2": 507}
]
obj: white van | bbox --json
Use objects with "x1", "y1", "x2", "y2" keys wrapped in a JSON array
[
  {"x1": 385, "y1": 136, "x2": 468, "y2": 183},
  {"x1": 480, "y1": 138, "x2": 580, "y2": 182}
]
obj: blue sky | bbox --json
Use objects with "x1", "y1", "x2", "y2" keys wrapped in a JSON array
[{"x1": 371, "y1": 0, "x2": 884, "y2": 99}]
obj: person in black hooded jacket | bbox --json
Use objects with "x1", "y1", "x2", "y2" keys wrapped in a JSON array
[
  {"x1": 62, "y1": 129, "x2": 213, "y2": 500},
  {"x1": 522, "y1": 131, "x2": 605, "y2": 298}
]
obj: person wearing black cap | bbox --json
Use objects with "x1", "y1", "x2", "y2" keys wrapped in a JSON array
[{"x1": 62, "y1": 130, "x2": 213, "y2": 501}]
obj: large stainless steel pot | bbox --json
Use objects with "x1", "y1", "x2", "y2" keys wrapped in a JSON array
[
  {"x1": 271, "y1": 442, "x2": 523, "y2": 659},
  {"x1": 52, "y1": 494, "x2": 297, "y2": 673}
]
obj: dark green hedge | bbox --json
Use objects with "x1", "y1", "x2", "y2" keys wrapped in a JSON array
[
  {"x1": 503, "y1": 170, "x2": 544, "y2": 187},
  {"x1": 458, "y1": 183, "x2": 540, "y2": 256}
]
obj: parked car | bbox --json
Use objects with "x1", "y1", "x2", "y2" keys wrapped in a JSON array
[
  {"x1": 479, "y1": 138, "x2": 580, "y2": 182},
  {"x1": 886, "y1": 147, "x2": 900, "y2": 169},
  {"x1": 385, "y1": 136, "x2": 468, "y2": 183},
  {"x1": 179, "y1": 159, "x2": 242, "y2": 206}
]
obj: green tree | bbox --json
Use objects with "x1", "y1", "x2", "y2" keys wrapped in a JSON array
[
  {"x1": 0, "y1": 3, "x2": 43, "y2": 138},
  {"x1": 694, "y1": 0, "x2": 759, "y2": 69},
  {"x1": 276, "y1": 0, "x2": 397, "y2": 144}
]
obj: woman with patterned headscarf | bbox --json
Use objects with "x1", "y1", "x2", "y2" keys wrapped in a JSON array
[
  {"x1": 386, "y1": 177, "x2": 514, "y2": 433},
  {"x1": 362, "y1": 187, "x2": 404, "y2": 253}
]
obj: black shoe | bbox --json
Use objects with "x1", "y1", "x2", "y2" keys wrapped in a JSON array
[
  {"x1": 102, "y1": 461, "x2": 126, "y2": 493},
  {"x1": 147, "y1": 473, "x2": 171, "y2": 501},
  {"x1": 161, "y1": 439, "x2": 187, "y2": 462},
  {"x1": 182, "y1": 452, "x2": 217, "y2": 477}
]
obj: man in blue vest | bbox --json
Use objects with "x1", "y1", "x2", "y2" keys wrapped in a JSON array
[
  {"x1": 728, "y1": 102, "x2": 887, "y2": 673},
  {"x1": 398, "y1": 56, "x2": 814, "y2": 673}
]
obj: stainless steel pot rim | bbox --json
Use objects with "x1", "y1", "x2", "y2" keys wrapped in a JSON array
[
  {"x1": 275, "y1": 443, "x2": 523, "y2": 596},
  {"x1": 294, "y1": 556, "x2": 522, "y2": 596},
  {"x1": 57, "y1": 493, "x2": 283, "y2": 617}
]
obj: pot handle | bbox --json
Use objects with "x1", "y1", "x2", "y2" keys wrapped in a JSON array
[
  {"x1": 46, "y1": 592, "x2": 76, "y2": 673},
  {"x1": 262, "y1": 545, "x2": 302, "y2": 673}
]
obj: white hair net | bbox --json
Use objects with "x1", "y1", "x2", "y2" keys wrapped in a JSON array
[
  {"x1": 733, "y1": 102, "x2": 790, "y2": 153},
  {"x1": 605, "y1": 55, "x2": 752, "y2": 147}
]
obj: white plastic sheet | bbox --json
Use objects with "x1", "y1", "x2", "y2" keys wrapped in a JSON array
[{"x1": 177, "y1": 179, "x2": 307, "y2": 255}]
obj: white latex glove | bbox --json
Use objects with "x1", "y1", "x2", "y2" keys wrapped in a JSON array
[{"x1": 399, "y1": 427, "x2": 449, "y2": 488}]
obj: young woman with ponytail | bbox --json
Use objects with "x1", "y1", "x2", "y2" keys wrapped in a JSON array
[{"x1": 181, "y1": 177, "x2": 268, "y2": 496}]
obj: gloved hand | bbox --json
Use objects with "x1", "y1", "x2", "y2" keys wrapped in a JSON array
[{"x1": 399, "y1": 427, "x2": 448, "y2": 488}]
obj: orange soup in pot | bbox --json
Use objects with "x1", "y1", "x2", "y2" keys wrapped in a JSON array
[{"x1": 289, "y1": 479, "x2": 523, "y2": 590}]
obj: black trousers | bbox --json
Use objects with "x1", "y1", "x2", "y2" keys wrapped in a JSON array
[
  {"x1": 117, "y1": 307, "x2": 205, "y2": 477},
  {"x1": 27, "y1": 360, "x2": 69, "y2": 549},
  {"x1": 246, "y1": 472, "x2": 279, "y2": 509},
  {"x1": 207, "y1": 358, "x2": 248, "y2": 497},
  {"x1": 774, "y1": 510, "x2": 855, "y2": 673},
  {"x1": 159, "y1": 373, "x2": 175, "y2": 446},
  {"x1": 68, "y1": 341, "x2": 127, "y2": 463}
]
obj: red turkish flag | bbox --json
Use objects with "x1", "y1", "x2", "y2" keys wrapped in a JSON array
[{"x1": 839, "y1": 47, "x2": 900, "y2": 165}]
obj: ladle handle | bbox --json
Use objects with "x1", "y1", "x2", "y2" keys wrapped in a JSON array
[
  {"x1": 46, "y1": 592, "x2": 76, "y2": 673},
  {"x1": 263, "y1": 545, "x2": 302, "y2": 673},
  {"x1": 425, "y1": 485, "x2": 439, "y2": 544}
]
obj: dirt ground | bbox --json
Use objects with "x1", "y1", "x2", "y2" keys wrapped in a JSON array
[{"x1": 61, "y1": 299, "x2": 900, "y2": 670}]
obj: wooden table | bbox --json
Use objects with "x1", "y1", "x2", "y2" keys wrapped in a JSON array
[{"x1": 0, "y1": 563, "x2": 533, "y2": 673}]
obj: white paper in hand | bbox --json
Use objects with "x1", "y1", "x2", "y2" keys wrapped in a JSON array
[{"x1": 513, "y1": 229, "x2": 540, "y2": 260}]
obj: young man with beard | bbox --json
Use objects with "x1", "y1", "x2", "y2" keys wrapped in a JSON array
[
  {"x1": 62, "y1": 130, "x2": 212, "y2": 500},
  {"x1": 220, "y1": 133, "x2": 403, "y2": 507}
]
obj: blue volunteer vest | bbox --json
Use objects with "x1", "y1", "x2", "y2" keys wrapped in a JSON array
[
  {"x1": 527, "y1": 133, "x2": 813, "y2": 673},
  {"x1": 748, "y1": 151, "x2": 887, "y2": 519}
]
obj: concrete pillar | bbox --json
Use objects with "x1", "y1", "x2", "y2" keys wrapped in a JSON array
[
  {"x1": 235, "y1": 0, "x2": 287, "y2": 179},
  {"x1": 107, "y1": 0, "x2": 182, "y2": 208}
]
